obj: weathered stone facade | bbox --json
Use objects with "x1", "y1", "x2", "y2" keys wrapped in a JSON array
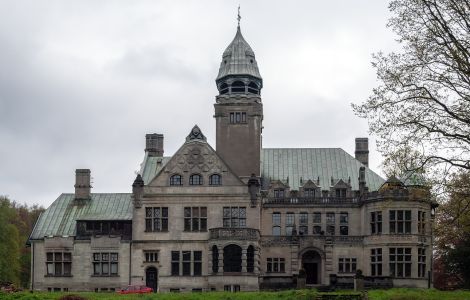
[{"x1": 29, "y1": 24, "x2": 436, "y2": 292}]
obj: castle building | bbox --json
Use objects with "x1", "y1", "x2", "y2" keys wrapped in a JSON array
[{"x1": 28, "y1": 23, "x2": 436, "y2": 292}]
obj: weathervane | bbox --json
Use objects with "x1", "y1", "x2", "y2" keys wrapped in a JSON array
[{"x1": 237, "y1": 5, "x2": 241, "y2": 27}]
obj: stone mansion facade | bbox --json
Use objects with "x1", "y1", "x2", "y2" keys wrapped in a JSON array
[{"x1": 28, "y1": 24, "x2": 436, "y2": 292}]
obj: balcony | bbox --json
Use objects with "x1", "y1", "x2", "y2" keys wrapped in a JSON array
[
  {"x1": 209, "y1": 227, "x2": 260, "y2": 241},
  {"x1": 263, "y1": 197, "x2": 362, "y2": 207}
]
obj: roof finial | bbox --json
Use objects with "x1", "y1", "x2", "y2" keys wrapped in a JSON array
[{"x1": 237, "y1": 5, "x2": 241, "y2": 27}]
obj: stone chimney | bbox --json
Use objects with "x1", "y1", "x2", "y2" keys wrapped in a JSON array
[
  {"x1": 75, "y1": 169, "x2": 91, "y2": 200},
  {"x1": 355, "y1": 137, "x2": 369, "y2": 167},
  {"x1": 145, "y1": 133, "x2": 164, "y2": 157},
  {"x1": 132, "y1": 174, "x2": 144, "y2": 208}
]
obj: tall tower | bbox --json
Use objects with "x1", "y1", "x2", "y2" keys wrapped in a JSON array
[{"x1": 214, "y1": 24, "x2": 263, "y2": 179}]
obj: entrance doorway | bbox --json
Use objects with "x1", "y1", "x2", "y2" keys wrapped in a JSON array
[
  {"x1": 302, "y1": 250, "x2": 322, "y2": 285},
  {"x1": 146, "y1": 267, "x2": 158, "y2": 292}
]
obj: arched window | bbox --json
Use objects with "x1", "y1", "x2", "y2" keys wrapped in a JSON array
[
  {"x1": 247, "y1": 82, "x2": 259, "y2": 94},
  {"x1": 247, "y1": 245, "x2": 255, "y2": 273},
  {"x1": 223, "y1": 244, "x2": 242, "y2": 272},
  {"x1": 231, "y1": 81, "x2": 245, "y2": 93},
  {"x1": 212, "y1": 245, "x2": 219, "y2": 273},
  {"x1": 170, "y1": 174, "x2": 182, "y2": 186},
  {"x1": 220, "y1": 83, "x2": 229, "y2": 95},
  {"x1": 209, "y1": 174, "x2": 222, "y2": 186},
  {"x1": 189, "y1": 174, "x2": 203, "y2": 185}
]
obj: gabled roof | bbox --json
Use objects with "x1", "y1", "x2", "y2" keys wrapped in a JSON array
[
  {"x1": 261, "y1": 148, "x2": 384, "y2": 191},
  {"x1": 29, "y1": 193, "x2": 132, "y2": 240},
  {"x1": 140, "y1": 154, "x2": 171, "y2": 184}
]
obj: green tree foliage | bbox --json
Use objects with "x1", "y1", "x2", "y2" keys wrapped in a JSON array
[
  {"x1": 0, "y1": 196, "x2": 44, "y2": 288},
  {"x1": 435, "y1": 171, "x2": 470, "y2": 288},
  {"x1": 352, "y1": 0, "x2": 470, "y2": 189}
]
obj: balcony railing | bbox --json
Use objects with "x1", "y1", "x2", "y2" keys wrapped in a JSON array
[
  {"x1": 263, "y1": 197, "x2": 361, "y2": 206},
  {"x1": 209, "y1": 227, "x2": 260, "y2": 241}
]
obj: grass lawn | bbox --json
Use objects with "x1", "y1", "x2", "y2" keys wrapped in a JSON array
[{"x1": 1, "y1": 289, "x2": 470, "y2": 300}]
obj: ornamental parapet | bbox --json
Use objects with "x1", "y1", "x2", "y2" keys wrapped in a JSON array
[
  {"x1": 262, "y1": 197, "x2": 361, "y2": 207},
  {"x1": 209, "y1": 227, "x2": 260, "y2": 241},
  {"x1": 260, "y1": 235, "x2": 364, "y2": 247}
]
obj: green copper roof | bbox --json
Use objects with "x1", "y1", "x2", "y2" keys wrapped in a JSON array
[
  {"x1": 29, "y1": 193, "x2": 132, "y2": 240},
  {"x1": 261, "y1": 148, "x2": 384, "y2": 191},
  {"x1": 140, "y1": 154, "x2": 171, "y2": 184}
]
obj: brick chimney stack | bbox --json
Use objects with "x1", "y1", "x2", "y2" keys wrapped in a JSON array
[
  {"x1": 355, "y1": 138, "x2": 369, "y2": 167},
  {"x1": 145, "y1": 133, "x2": 164, "y2": 157},
  {"x1": 75, "y1": 169, "x2": 91, "y2": 200}
]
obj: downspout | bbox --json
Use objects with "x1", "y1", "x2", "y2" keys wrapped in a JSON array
[
  {"x1": 31, "y1": 242, "x2": 35, "y2": 291},
  {"x1": 129, "y1": 241, "x2": 132, "y2": 285}
]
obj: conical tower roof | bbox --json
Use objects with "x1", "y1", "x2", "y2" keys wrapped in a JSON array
[{"x1": 216, "y1": 26, "x2": 262, "y2": 82}]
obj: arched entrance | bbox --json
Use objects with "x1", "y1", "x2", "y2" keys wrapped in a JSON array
[
  {"x1": 223, "y1": 244, "x2": 242, "y2": 272},
  {"x1": 145, "y1": 267, "x2": 158, "y2": 292},
  {"x1": 302, "y1": 250, "x2": 322, "y2": 285}
]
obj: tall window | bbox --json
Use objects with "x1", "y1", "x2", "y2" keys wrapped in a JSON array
[
  {"x1": 212, "y1": 245, "x2": 219, "y2": 273},
  {"x1": 247, "y1": 245, "x2": 255, "y2": 273},
  {"x1": 370, "y1": 248, "x2": 382, "y2": 276},
  {"x1": 223, "y1": 207, "x2": 246, "y2": 228},
  {"x1": 418, "y1": 211, "x2": 426, "y2": 234},
  {"x1": 46, "y1": 252, "x2": 71, "y2": 276},
  {"x1": 338, "y1": 258, "x2": 357, "y2": 273},
  {"x1": 389, "y1": 247, "x2": 412, "y2": 278},
  {"x1": 184, "y1": 207, "x2": 207, "y2": 232},
  {"x1": 340, "y1": 212, "x2": 349, "y2": 235},
  {"x1": 304, "y1": 188, "x2": 315, "y2": 198},
  {"x1": 229, "y1": 112, "x2": 247, "y2": 123},
  {"x1": 390, "y1": 210, "x2": 411, "y2": 234},
  {"x1": 370, "y1": 211, "x2": 383, "y2": 234},
  {"x1": 313, "y1": 212, "x2": 322, "y2": 234},
  {"x1": 171, "y1": 251, "x2": 202, "y2": 276},
  {"x1": 326, "y1": 212, "x2": 335, "y2": 235},
  {"x1": 299, "y1": 212, "x2": 308, "y2": 235},
  {"x1": 189, "y1": 174, "x2": 203, "y2": 185},
  {"x1": 93, "y1": 252, "x2": 118, "y2": 276},
  {"x1": 144, "y1": 251, "x2": 158, "y2": 262},
  {"x1": 267, "y1": 258, "x2": 285, "y2": 273},
  {"x1": 272, "y1": 212, "x2": 281, "y2": 236},
  {"x1": 209, "y1": 174, "x2": 222, "y2": 185},
  {"x1": 286, "y1": 212, "x2": 294, "y2": 235},
  {"x1": 223, "y1": 244, "x2": 242, "y2": 272},
  {"x1": 418, "y1": 248, "x2": 426, "y2": 278},
  {"x1": 145, "y1": 207, "x2": 168, "y2": 232},
  {"x1": 170, "y1": 174, "x2": 182, "y2": 186},
  {"x1": 274, "y1": 189, "x2": 285, "y2": 198}
]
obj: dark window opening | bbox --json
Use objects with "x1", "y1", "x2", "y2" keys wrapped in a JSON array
[
  {"x1": 231, "y1": 81, "x2": 245, "y2": 93},
  {"x1": 371, "y1": 248, "x2": 383, "y2": 276},
  {"x1": 46, "y1": 252, "x2": 71, "y2": 277},
  {"x1": 247, "y1": 82, "x2": 259, "y2": 94},
  {"x1": 212, "y1": 245, "x2": 219, "y2": 273},
  {"x1": 389, "y1": 210, "x2": 411, "y2": 234},
  {"x1": 389, "y1": 247, "x2": 412, "y2": 278},
  {"x1": 184, "y1": 207, "x2": 207, "y2": 232},
  {"x1": 145, "y1": 207, "x2": 168, "y2": 232},
  {"x1": 247, "y1": 245, "x2": 255, "y2": 273},
  {"x1": 220, "y1": 83, "x2": 229, "y2": 95},
  {"x1": 371, "y1": 211, "x2": 383, "y2": 234},
  {"x1": 223, "y1": 244, "x2": 242, "y2": 272}
]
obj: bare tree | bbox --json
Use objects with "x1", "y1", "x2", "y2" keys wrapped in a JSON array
[{"x1": 353, "y1": 0, "x2": 470, "y2": 187}]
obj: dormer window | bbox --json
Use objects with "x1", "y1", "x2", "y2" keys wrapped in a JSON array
[
  {"x1": 230, "y1": 112, "x2": 246, "y2": 124},
  {"x1": 220, "y1": 83, "x2": 229, "y2": 95},
  {"x1": 170, "y1": 174, "x2": 183, "y2": 186},
  {"x1": 336, "y1": 188, "x2": 347, "y2": 198},
  {"x1": 209, "y1": 174, "x2": 222, "y2": 186},
  {"x1": 304, "y1": 188, "x2": 316, "y2": 198},
  {"x1": 274, "y1": 189, "x2": 285, "y2": 198},
  {"x1": 189, "y1": 174, "x2": 203, "y2": 185}
]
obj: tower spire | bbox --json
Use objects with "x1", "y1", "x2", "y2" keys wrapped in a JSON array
[{"x1": 237, "y1": 5, "x2": 241, "y2": 27}]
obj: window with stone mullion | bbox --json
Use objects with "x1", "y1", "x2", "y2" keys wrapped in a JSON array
[
  {"x1": 389, "y1": 247, "x2": 412, "y2": 278},
  {"x1": 223, "y1": 207, "x2": 246, "y2": 228},
  {"x1": 184, "y1": 207, "x2": 207, "y2": 232},
  {"x1": 370, "y1": 248, "x2": 382, "y2": 276},
  {"x1": 145, "y1": 207, "x2": 168, "y2": 232},
  {"x1": 389, "y1": 210, "x2": 411, "y2": 234},
  {"x1": 46, "y1": 252, "x2": 72, "y2": 276}
]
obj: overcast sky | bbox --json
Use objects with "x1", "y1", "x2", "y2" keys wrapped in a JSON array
[{"x1": 0, "y1": 0, "x2": 400, "y2": 207}]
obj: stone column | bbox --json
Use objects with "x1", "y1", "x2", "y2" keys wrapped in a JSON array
[
  {"x1": 208, "y1": 248, "x2": 213, "y2": 274},
  {"x1": 218, "y1": 247, "x2": 224, "y2": 273},
  {"x1": 255, "y1": 246, "x2": 261, "y2": 274},
  {"x1": 242, "y1": 247, "x2": 247, "y2": 273}
]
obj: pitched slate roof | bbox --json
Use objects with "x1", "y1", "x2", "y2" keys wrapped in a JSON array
[
  {"x1": 261, "y1": 148, "x2": 384, "y2": 191},
  {"x1": 29, "y1": 193, "x2": 132, "y2": 240}
]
